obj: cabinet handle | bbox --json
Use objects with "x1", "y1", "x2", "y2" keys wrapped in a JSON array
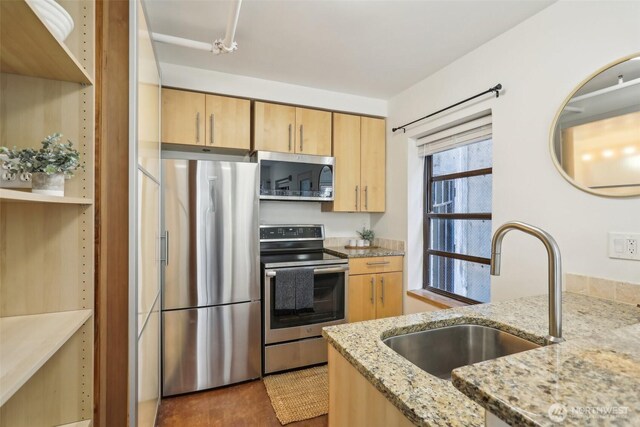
[
  {"x1": 196, "y1": 112, "x2": 200, "y2": 143},
  {"x1": 299, "y1": 124, "x2": 304, "y2": 151},
  {"x1": 288, "y1": 124, "x2": 292, "y2": 152},
  {"x1": 370, "y1": 277, "x2": 374, "y2": 304},
  {"x1": 209, "y1": 114, "x2": 215, "y2": 145},
  {"x1": 365, "y1": 185, "x2": 368, "y2": 210},
  {"x1": 355, "y1": 185, "x2": 359, "y2": 210},
  {"x1": 381, "y1": 277, "x2": 385, "y2": 304},
  {"x1": 366, "y1": 260, "x2": 390, "y2": 266}
]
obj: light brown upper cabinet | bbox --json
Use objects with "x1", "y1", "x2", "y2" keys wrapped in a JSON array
[
  {"x1": 161, "y1": 88, "x2": 250, "y2": 150},
  {"x1": 253, "y1": 102, "x2": 332, "y2": 156},
  {"x1": 295, "y1": 107, "x2": 332, "y2": 155},
  {"x1": 324, "y1": 114, "x2": 386, "y2": 212},
  {"x1": 162, "y1": 88, "x2": 205, "y2": 146},
  {"x1": 253, "y1": 102, "x2": 296, "y2": 153},
  {"x1": 360, "y1": 117, "x2": 386, "y2": 212},
  {"x1": 205, "y1": 94, "x2": 251, "y2": 149}
]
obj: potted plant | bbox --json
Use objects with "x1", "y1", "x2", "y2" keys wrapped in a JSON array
[
  {"x1": 357, "y1": 227, "x2": 375, "y2": 247},
  {"x1": 0, "y1": 133, "x2": 82, "y2": 196}
]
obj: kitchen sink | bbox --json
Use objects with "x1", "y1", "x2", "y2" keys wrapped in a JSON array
[{"x1": 383, "y1": 324, "x2": 540, "y2": 380}]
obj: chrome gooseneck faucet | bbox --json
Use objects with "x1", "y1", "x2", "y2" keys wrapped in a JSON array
[{"x1": 490, "y1": 221, "x2": 565, "y2": 343}]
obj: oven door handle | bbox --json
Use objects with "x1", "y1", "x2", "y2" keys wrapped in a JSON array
[{"x1": 265, "y1": 266, "x2": 349, "y2": 277}]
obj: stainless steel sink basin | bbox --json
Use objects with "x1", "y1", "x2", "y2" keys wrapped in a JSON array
[{"x1": 383, "y1": 324, "x2": 540, "y2": 380}]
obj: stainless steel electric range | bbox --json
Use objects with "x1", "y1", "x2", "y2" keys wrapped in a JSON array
[{"x1": 260, "y1": 224, "x2": 348, "y2": 374}]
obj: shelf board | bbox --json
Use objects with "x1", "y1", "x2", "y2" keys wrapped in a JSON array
[
  {"x1": 0, "y1": 0, "x2": 93, "y2": 85},
  {"x1": 0, "y1": 309, "x2": 92, "y2": 406},
  {"x1": 0, "y1": 189, "x2": 93, "y2": 205},
  {"x1": 57, "y1": 420, "x2": 92, "y2": 427}
]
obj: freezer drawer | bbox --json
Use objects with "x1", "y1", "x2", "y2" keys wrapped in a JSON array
[
  {"x1": 162, "y1": 302, "x2": 261, "y2": 396},
  {"x1": 264, "y1": 337, "x2": 327, "y2": 374}
]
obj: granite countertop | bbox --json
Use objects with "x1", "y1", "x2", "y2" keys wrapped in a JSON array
[
  {"x1": 322, "y1": 293, "x2": 640, "y2": 427},
  {"x1": 453, "y1": 323, "x2": 640, "y2": 426},
  {"x1": 324, "y1": 246, "x2": 405, "y2": 258}
]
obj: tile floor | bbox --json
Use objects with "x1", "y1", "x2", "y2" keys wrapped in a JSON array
[{"x1": 156, "y1": 380, "x2": 328, "y2": 427}]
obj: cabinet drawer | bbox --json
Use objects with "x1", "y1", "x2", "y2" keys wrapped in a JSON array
[{"x1": 349, "y1": 256, "x2": 403, "y2": 275}]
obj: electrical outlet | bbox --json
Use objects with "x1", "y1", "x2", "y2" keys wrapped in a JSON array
[{"x1": 608, "y1": 232, "x2": 640, "y2": 261}]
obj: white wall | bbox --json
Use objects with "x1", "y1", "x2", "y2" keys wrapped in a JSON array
[
  {"x1": 374, "y1": 0, "x2": 640, "y2": 305},
  {"x1": 161, "y1": 62, "x2": 385, "y2": 237},
  {"x1": 260, "y1": 201, "x2": 370, "y2": 237},
  {"x1": 161, "y1": 63, "x2": 387, "y2": 116}
]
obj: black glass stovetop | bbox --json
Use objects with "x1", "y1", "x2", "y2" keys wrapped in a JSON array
[{"x1": 260, "y1": 250, "x2": 346, "y2": 268}]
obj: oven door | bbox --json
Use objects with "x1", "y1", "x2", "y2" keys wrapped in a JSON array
[{"x1": 264, "y1": 265, "x2": 348, "y2": 344}]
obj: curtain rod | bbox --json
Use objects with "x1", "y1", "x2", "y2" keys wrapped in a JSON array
[{"x1": 392, "y1": 84, "x2": 502, "y2": 133}]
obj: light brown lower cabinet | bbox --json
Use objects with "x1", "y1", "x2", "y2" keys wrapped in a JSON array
[
  {"x1": 328, "y1": 345, "x2": 413, "y2": 427},
  {"x1": 348, "y1": 257, "x2": 403, "y2": 323}
]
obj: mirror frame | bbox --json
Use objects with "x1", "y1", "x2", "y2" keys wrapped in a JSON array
[{"x1": 549, "y1": 52, "x2": 640, "y2": 198}]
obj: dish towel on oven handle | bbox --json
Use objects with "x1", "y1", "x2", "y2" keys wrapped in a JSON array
[
  {"x1": 273, "y1": 267, "x2": 315, "y2": 315},
  {"x1": 295, "y1": 267, "x2": 315, "y2": 313},
  {"x1": 274, "y1": 268, "x2": 297, "y2": 315}
]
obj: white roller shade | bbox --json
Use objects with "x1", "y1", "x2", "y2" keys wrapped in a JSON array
[{"x1": 417, "y1": 115, "x2": 492, "y2": 157}]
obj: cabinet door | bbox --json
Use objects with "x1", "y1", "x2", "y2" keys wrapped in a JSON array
[
  {"x1": 253, "y1": 102, "x2": 296, "y2": 153},
  {"x1": 161, "y1": 88, "x2": 205, "y2": 145},
  {"x1": 360, "y1": 117, "x2": 386, "y2": 212},
  {"x1": 295, "y1": 107, "x2": 332, "y2": 156},
  {"x1": 331, "y1": 113, "x2": 361, "y2": 211},
  {"x1": 348, "y1": 275, "x2": 376, "y2": 323},
  {"x1": 205, "y1": 94, "x2": 250, "y2": 150},
  {"x1": 375, "y1": 272, "x2": 403, "y2": 319}
]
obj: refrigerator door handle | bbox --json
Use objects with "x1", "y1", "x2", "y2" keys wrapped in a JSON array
[
  {"x1": 208, "y1": 177, "x2": 217, "y2": 212},
  {"x1": 161, "y1": 230, "x2": 170, "y2": 266}
]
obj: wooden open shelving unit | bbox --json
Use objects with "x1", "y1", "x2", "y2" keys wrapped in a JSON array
[
  {"x1": 0, "y1": 0, "x2": 95, "y2": 426},
  {"x1": 0, "y1": 310, "x2": 92, "y2": 406},
  {"x1": 0, "y1": 0, "x2": 93, "y2": 85},
  {"x1": 57, "y1": 421, "x2": 92, "y2": 427},
  {"x1": 0, "y1": 189, "x2": 93, "y2": 205}
]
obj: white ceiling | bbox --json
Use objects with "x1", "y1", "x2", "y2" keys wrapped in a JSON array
[{"x1": 145, "y1": 0, "x2": 555, "y2": 99}]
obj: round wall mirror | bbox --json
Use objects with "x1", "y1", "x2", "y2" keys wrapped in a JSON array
[
  {"x1": 318, "y1": 165, "x2": 332, "y2": 188},
  {"x1": 551, "y1": 54, "x2": 640, "y2": 197}
]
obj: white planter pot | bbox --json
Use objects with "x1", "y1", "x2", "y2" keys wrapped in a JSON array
[{"x1": 31, "y1": 172, "x2": 65, "y2": 196}]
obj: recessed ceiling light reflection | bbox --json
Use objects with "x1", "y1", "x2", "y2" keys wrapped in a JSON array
[
  {"x1": 602, "y1": 150, "x2": 614, "y2": 158},
  {"x1": 581, "y1": 154, "x2": 593, "y2": 161},
  {"x1": 623, "y1": 146, "x2": 636, "y2": 155}
]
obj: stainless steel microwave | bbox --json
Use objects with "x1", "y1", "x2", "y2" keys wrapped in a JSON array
[{"x1": 253, "y1": 151, "x2": 335, "y2": 202}]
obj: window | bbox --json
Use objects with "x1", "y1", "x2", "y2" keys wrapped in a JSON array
[{"x1": 423, "y1": 135, "x2": 493, "y2": 303}]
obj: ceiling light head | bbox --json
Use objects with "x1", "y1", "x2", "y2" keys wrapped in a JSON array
[
  {"x1": 623, "y1": 146, "x2": 636, "y2": 155},
  {"x1": 581, "y1": 153, "x2": 593, "y2": 162},
  {"x1": 602, "y1": 149, "x2": 614, "y2": 158}
]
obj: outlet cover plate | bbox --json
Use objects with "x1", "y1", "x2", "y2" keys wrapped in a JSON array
[{"x1": 608, "y1": 232, "x2": 640, "y2": 261}]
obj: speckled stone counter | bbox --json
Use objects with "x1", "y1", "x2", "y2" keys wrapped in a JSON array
[
  {"x1": 452, "y1": 323, "x2": 640, "y2": 426},
  {"x1": 324, "y1": 246, "x2": 405, "y2": 258},
  {"x1": 322, "y1": 293, "x2": 640, "y2": 427}
]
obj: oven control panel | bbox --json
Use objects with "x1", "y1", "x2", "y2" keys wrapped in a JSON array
[{"x1": 260, "y1": 225, "x2": 324, "y2": 241}]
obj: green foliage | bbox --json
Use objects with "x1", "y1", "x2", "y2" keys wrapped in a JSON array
[
  {"x1": 0, "y1": 133, "x2": 83, "y2": 177},
  {"x1": 357, "y1": 227, "x2": 375, "y2": 242}
]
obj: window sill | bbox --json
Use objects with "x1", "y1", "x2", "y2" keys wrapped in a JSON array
[{"x1": 407, "y1": 289, "x2": 471, "y2": 309}]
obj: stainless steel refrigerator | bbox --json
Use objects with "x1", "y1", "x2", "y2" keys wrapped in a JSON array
[{"x1": 162, "y1": 158, "x2": 260, "y2": 397}]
